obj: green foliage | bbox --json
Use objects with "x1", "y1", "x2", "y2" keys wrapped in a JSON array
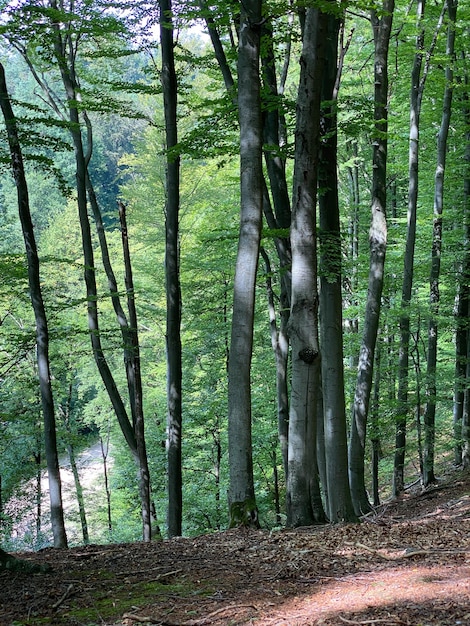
[{"x1": 0, "y1": 0, "x2": 469, "y2": 544}]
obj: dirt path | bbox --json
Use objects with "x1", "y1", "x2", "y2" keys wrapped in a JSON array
[{"x1": 1, "y1": 469, "x2": 469, "y2": 626}]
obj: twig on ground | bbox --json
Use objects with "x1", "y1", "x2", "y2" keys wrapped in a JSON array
[
  {"x1": 355, "y1": 542, "x2": 470, "y2": 560},
  {"x1": 182, "y1": 603, "x2": 258, "y2": 625},
  {"x1": 52, "y1": 583, "x2": 74, "y2": 610},
  {"x1": 339, "y1": 615, "x2": 408, "y2": 625},
  {"x1": 122, "y1": 613, "x2": 153, "y2": 623}
]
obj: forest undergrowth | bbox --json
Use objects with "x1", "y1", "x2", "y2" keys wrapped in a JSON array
[{"x1": 1, "y1": 467, "x2": 469, "y2": 626}]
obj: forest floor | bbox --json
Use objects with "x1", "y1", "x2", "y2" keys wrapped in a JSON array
[{"x1": 1, "y1": 468, "x2": 470, "y2": 626}]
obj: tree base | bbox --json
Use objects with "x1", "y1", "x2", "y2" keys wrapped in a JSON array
[
  {"x1": 229, "y1": 499, "x2": 260, "y2": 529},
  {"x1": 0, "y1": 548, "x2": 51, "y2": 573}
]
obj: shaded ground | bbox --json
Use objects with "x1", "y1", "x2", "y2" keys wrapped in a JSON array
[{"x1": 1, "y1": 469, "x2": 470, "y2": 626}]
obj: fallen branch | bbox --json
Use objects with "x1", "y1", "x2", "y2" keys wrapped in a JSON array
[
  {"x1": 355, "y1": 542, "x2": 470, "y2": 560},
  {"x1": 52, "y1": 584, "x2": 74, "y2": 610},
  {"x1": 182, "y1": 603, "x2": 258, "y2": 625},
  {"x1": 122, "y1": 613, "x2": 153, "y2": 623},
  {"x1": 339, "y1": 615, "x2": 407, "y2": 625},
  {"x1": 127, "y1": 568, "x2": 182, "y2": 585}
]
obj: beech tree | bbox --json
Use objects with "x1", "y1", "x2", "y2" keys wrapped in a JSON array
[
  {"x1": 286, "y1": 6, "x2": 326, "y2": 527},
  {"x1": 0, "y1": 62, "x2": 68, "y2": 548},
  {"x1": 227, "y1": 0, "x2": 263, "y2": 528},
  {"x1": 159, "y1": 0, "x2": 183, "y2": 538},
  {"x1": 423, "y1": 0, "x2": 457, "y2": 486},
  {"x1": 0, "y1": 0, "x2": 154, "y2": 540},
  {"x1": 348, "y1": 0, "x2": 394, "y2": 516},
  {"x1": 319, "y1": 7, "x2": 357, "y2": 523},
  {"x1": 393, "y1": 0, "x2": 445, "y2": 497}
]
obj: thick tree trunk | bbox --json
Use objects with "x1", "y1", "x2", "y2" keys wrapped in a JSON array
[
  {"x1": 287, "y1": 7, "x2": 326, "y2": 527},
  {"x1": 423, "y1": 0, "x2": 457, "y2": 487},
  {"x1": 0, "y1": 62, "x2": 68, "y2": 549},
  {"x1": 227, "y1": 0, "x2": 263, "y2": 528},
  {"x1": 160, "y1": 0, "x2": 183, "y2": 539},
  {"x1": 349, "y1": 0, "x2": 394, "y2": 516},
  {"x1": 319, "y1": 9, "x2": 357, "y2": 524},
  {"x1": 205, "y1": 14, "x2": 293, "y2": 488}
]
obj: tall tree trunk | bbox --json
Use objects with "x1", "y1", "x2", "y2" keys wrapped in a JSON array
[
  {"x1": 227, "y1": 0, "x2": 263, "y2": 528},
  {"x1": 159, "y1": 0, "x2": 183, "y2": 538},
  {"x1": 319, "y1": 8, "x2": 357, "y2": 523},
  {"x1": 119, "y1": 202, "x2": 152, "y2": 540},
  {"x1": 100, "y1": 435, "x2": 113, "y2": 533},
  {"x1": 349, "y1": 0, "x2": 394, "y2": 516},
  {"x1": 260, "y1": 23, "x2": 292, "y2": 485},
  {"x1": 453, "y1": 49, "x2": 470, "y2": 466},
  {"x1": 370, "y1": 340, "x2": 382, "y2": 507},
  {"x1": 462, "y1": 330, "x2": 470, "y2": 468},
  {"x1": 393, "y1": 0, "x2": 445, "y2": 496},
  {"x1": 0, "y1": 62, "x2": 68, "y2": 549},
  {"x1": 423, "y1": 0, "x2": 457, "y2": 486},
  {"x1": 393, "y1": 0, "x2": 426, "y2": 497},
  {"x1": 205, "y1": 12, "x2": 293, "y2": 488},
  {"x1": 286, "y1": 6, "x2": 326, "y2": 527},
  {"x1": 261, "y1": 248, "x2": 289, "y2": 481},
  {"x1": 48, "y1": 2, "x2": 157, "y2": 538},
  {"x1": 60, "y1": 382, "x2": 89, "y2": 545}
]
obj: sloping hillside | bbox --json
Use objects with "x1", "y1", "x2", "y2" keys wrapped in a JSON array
[{"x1": 1, "y1": 468, "x2": 469, "y2": 625}]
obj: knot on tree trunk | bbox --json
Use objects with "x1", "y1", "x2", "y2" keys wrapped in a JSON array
[{"x1": 298, "y1": 347, "x2": 318, "y2": 364}]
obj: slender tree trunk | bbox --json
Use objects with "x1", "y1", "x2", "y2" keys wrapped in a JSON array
[
  {"x1": 370, "y1": 341, "x2": 382, "y2": 507},
  {"x1": 423, "y1": 0, "x2": 457, "y2": 486},
  {"x1": 67, "y1": 443, "x2": 89, "y2": 545},
  {"x1": 286, "y1": 6, "x2": 326, "y2": 527},
  {"x1": 0, "y1": 62, "x2": 68, "y2": 549},
  {"x1": 100, "y1": 435, "x2": 113, "y2": 533},
  {"x1": 393, "y1": 0, "x2": 426, "y2": 497},
  {"x1": 462, "y1": 330, "x2": 470, "y2": 468},
  {"x1": 261, "y1": 248, "x2": 289, "y2": 481},
  {"x1": 227, "y1": 0, "x2": 263, "y2": 528},
  {"x1": 60, "y1": 383, "x2": 89, "y2": 545},
  {"x1": 454, "y1": 50, "x2": 470, "y2": 466},
  {"x1": 349, "y1": 0, "x2": 394, "y2": 516},
  {"x1": 34, "y1": 422, "x2": 42, "y2": 540},
  {"x1": 159, "y1": 0, "x2": 183, "y2": 538},
  {"x1": 119, "y1": 202, "x2": 152, "y2": 540},
  {"x1": 260, "y1": 24, "x2": 292, "y2": 485},
  {"x1": 319, "y1": 8, "x2": 357, "y2": 523}
]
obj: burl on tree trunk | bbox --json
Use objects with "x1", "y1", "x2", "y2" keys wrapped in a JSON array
[{"x1": 0, "y1": 548, "x2": 51, "y2": 573}]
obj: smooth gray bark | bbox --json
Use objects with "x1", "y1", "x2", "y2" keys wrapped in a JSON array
[
  {"x1": 227, "y1": 0, "x2": 263, "y2": 528},
  {"x1": 287, "y1": 7, "x2": 326, "y2": 527},
  {"x1": 423, "y1": 0, "x2": 457, "y2": 486},
  {"x1": 160, "y1": 0, "x2": 183, "y2": 538},
  {"x1": 319, "y1": 9, "x2": 357, "y2": 524},
  {"x1": 349, "y1": 0, "x2": 394, "y2": 516},
  {"x1": 453, "y1": 48, "x2": 470, "y2": 466},
  {"x1": 0, "y1": 62, "x2": 68, "y2": 549},
  {"x1": 393, "y1": 0, "x2": 426, "y2": 497},
  {"x1": 205, "y1": 14, "x2": 292, "y2": 486},
  {"x1": 394, "y1": 0, "x2": 445, "y2": 496},
  {"x1": 119, "y1": 202, "x2": 152, "y2": 541},
  {"x1": 47, "y1": 0, "x2": 153, "y2": 538}
]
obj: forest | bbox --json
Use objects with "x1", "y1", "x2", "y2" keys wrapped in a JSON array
[{"x1": 0, "y1": 0, "x2": 469, "y2": 552}]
